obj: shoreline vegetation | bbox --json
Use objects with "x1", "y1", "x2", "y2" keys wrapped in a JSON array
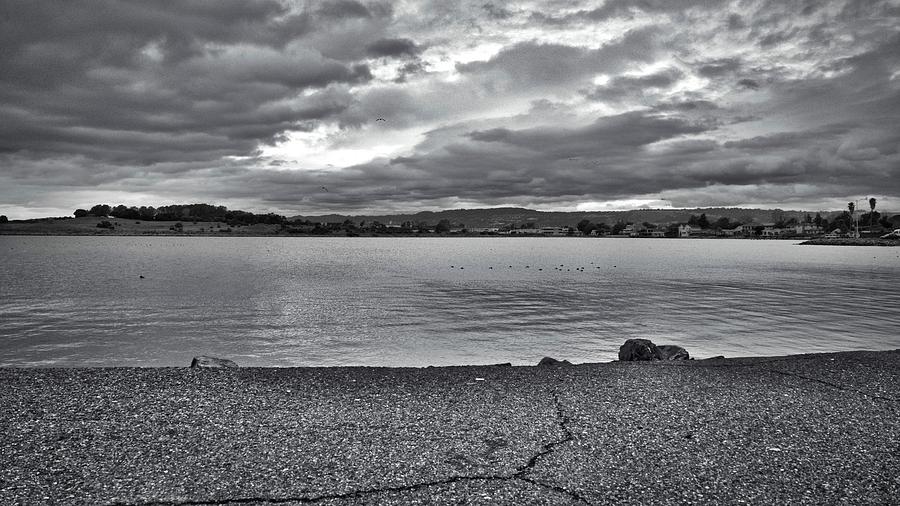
[
  {"x1": 2, "y1": 215, "x2": 899, "y2": 244},
  {"x1": 2, "y1": 203, "x2": 899, "y2": 243}
]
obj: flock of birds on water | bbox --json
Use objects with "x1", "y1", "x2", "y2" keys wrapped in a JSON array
[{"x1": 448, "y1": 261, "x2": 615, "y2": 271}]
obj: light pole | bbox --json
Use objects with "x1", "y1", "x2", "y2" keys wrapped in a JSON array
[{"x1": 852, "y1": 198, "x2": 871, "y2": 238}]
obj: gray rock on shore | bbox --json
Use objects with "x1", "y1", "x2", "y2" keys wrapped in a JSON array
[
  {"x1": 537, "y1": 356, "x2": 572, "y2": 366},
  {"x1": 619, "y1": 339, "x2": 690, "y2": 361},
  {"x1": 190, "y1": 356, "x2": 238, "y2": 368},
  {"x1": 618, "y1": 339, "x2": 661, "y2": 361},
  {"x1": 657, "y1": 345, "x2": 690, "y2": 360}
]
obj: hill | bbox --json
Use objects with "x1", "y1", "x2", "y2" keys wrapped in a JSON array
[{"x1": 293, "y1": 207, "x2": 849, "y2": 228}]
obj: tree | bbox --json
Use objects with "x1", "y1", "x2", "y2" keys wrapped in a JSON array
[
  {"x1": 848, "y1": 202, "x2": 856, "y2": 237},
  {"x1": 435, "y1": 219, "x2": 451, "y2": 233},
  {"x1": 576, "y1": 219, "x2": 593, "y2": 236},
  {"x1": 74, "y1": 209, "x2": 88, "y2": 218},
  {"x1": 612, "y1": 221, "x2": 626, "y2": 234},
  {"x1": 0, "y1": 215, "x2": 7, "y2": 223},
  {"x1": 138, "y1": 206, "x2": 156, "y2": 220},
  {"x1": 698, "y1": 213, "x2": 710, "y2": 229},
  {"x1": 89, "y1": 204, "x2": 111, "y2": 217},
  {"x1": 869, "y1": 197, "x2": 877, "y2": 232},
  {"x1": 814, "y1": 213, "x2": 823, "y2": 227},
  {"x1": 832, "y1": 211, "x2": 853, "y2": 232}
]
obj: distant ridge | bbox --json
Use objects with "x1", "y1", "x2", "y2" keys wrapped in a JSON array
[{"x1": 292, "y1": 207, "x2": 851, "y2": 228}]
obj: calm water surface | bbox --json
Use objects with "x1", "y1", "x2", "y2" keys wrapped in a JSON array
[{"x1": 1, "y1": 236, "x2": 898, "y2": 366}]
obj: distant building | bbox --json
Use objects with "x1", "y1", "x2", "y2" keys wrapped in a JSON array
[
  {"x1": 678, "y1": 224, "x2": 692, "y2": 237},
  {"x1": 740, "y1": 224, "x2": 757, "y2": 235},
  {"x1": 539, "y1": 226, "x2": 568, "y2": 236},
  {"x1": 793, "y1": 224, "x2": 823, "y2": 235}
]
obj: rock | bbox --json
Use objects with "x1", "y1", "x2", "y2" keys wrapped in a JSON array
[
  {"x1": 537, "y1": 356, "x2": 572, "y2": 366},
  {"x1": 657, "y1": 345, "x2": 690, "y2": 360},
  {"x1": 190, "y1": 356, "x2": 238, "y2": 368},
  {"x1": 618, "y1": 339, "x2": 661, "y2": 361}
]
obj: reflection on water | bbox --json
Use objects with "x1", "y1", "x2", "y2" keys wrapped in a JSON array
[{"x1": 1, "y1": 236, "x2": 898, "y2": 366}]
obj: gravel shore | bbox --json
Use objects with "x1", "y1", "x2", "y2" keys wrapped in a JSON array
[{"x1": 2, "y1": 350, "x2": 899, "y2": 505}]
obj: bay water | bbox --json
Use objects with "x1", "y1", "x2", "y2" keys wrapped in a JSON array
[{"x1": 1, "y1": 236, "x2": 897, "y2": 367}]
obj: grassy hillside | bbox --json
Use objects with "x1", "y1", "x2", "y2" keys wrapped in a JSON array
[{"x1": 0, "y1": 217, "x2": 281, "y2": 236}]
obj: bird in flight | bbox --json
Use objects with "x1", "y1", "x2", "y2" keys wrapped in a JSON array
[
  {"x1": 375, "y1": 118, "x2": 386, "y2": 122},
  {"x1": 321, "y1": 186, "x2": 329, "y2": 192}
]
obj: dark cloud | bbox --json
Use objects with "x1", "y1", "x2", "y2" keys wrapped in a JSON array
[
  {"x1": 697, "y1": 58, "x2": 742, "y2": 78},
  {"x1": 585, "y1": 68, "x2": 683, "y2": 101},
  {"x1": 3, "y1": 0, "x2": 900, "y2": 218},
  {"x1": 482, "y1": 3, "x2": 514, "y2": 19},
  {"x1": 394, "y1": 61, "x2": 429, "y2": 83},
  {"x1": 727, "y1": 14, "x2": 746, "y2": 30},
  {"x1": 467, "y1": 111, "x2": 709, "y2": 158},
  {"x1": 0, "y1": 2, "x2": 374, "y2": 165},
  {"x1": 737, "y1": 78, "x2": 760, "y2": 90},
  {"x1": 530, "y1": 0, "x2": 722, "y2": 26},
  {"x1": 366, "y1": 38, "x2": 422, "y2": 57},
  {"x1": 457, "y1": 28, "x2": 658, "y2": 88},
  {"x1": 317, "y1": 0, "x2": 374, "y2": 19}
]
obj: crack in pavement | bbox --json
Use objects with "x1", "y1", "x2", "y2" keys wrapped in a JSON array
[
  {"x1": 111, "y1": 392, "x2": 589, "y2": 506},
  {"x1": 765, "y1": 369, "x2": 899, "y2": 403}
]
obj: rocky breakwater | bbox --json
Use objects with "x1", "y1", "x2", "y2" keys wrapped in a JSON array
[{"x1": 618, "y1": 339, "x2": 690, "y2": 361}]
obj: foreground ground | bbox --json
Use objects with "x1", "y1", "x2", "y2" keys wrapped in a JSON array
[{"x1": 2, "y1": 350, "x2": 899, "y2": 505}]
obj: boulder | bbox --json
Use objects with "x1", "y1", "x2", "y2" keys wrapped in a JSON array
[
  {"x1": 657, "y1": 345, "x2": 690, "y2": 360},
  {"x1": 190, "y1": 356, "x2": 238, "y2": 368},
  {"x1": 618, "y1": 339, "x2": 661, "y2": 361},
  {"x1": 537, "y1": 356, "x2": 572, "y2": 367}
]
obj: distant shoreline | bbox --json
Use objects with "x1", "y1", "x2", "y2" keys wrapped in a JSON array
[
  {"x1": 0, "y1": 231, "x2": 825, "y2": 240},
  {"x1": 800, "y1": 237, "x2": 900, "y2": 246},
  {"x1": 1, "y1": 349, "x2": 896, "y2": 369},
  {"x1": 3, "y1": 216, "x2": 897, "y2": 243}
]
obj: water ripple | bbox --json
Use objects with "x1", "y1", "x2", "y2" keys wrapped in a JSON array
[{"x1": 1, "y1": 236, "x2": 898, "y2": 366}]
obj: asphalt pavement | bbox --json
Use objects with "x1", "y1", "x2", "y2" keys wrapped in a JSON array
[{"x1": 2, "y1": 350, "x2": 899, "y2": 505}]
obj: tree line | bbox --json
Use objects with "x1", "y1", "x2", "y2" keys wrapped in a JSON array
[
  {"x1": 74, "y1": 203, "x2": 286, "y2": 226},
  {"x1": 70, "y1": 203, "x2": 898, "y2": 236}
]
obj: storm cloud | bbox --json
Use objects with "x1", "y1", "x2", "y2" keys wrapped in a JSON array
[{"x1": 2, "y1": 0, "x2": 899, "y2": 218}]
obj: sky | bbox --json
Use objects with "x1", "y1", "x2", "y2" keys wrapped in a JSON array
[{"x1": 1, "y1": 0, "x2": 899, "y2": 219}]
